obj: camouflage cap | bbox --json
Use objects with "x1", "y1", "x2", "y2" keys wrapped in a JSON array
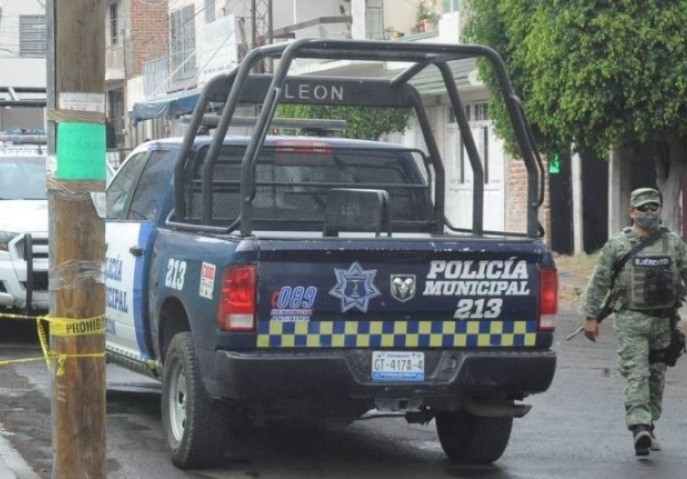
[{"x1": 630, "y1": 188, "x2": 662, "y2": 208}]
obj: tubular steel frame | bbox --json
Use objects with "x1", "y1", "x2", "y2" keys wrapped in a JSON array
[{"x1": 173, "y1": 39, "x2": 544, "y2": 238}]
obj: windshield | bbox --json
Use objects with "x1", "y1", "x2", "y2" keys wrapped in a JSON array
[{"x1": 0, "y1": 156, "x2": 47, "y2": 200}]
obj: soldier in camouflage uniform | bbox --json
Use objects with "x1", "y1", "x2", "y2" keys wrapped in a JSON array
[{"x1": 581, "y1": 187, "x2": 687, "y2": 457}]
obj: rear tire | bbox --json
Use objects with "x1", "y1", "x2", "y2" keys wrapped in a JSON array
[
  {"x1": 435, "y1": 410, "x2": 513, "y2": 464},
  {"x1": 161, "y1": 332, "x2": 226, "y2": 469}
]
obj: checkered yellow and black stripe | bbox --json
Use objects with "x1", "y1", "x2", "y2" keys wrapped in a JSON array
[{"x1": 257, "y1": 320, "x2": 537, "y2": 349}]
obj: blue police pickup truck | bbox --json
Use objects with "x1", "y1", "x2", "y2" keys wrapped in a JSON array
[{"x1": 106, "y1": 40, "x2": 557, "y2": 469}]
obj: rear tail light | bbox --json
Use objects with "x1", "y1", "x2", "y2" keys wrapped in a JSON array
[
  {"x1": 538, "y1": 267, "x2": 558, "y2": 331},
  {"x1": 217, "y1": 265, "x2": 257, "y2": 331}
]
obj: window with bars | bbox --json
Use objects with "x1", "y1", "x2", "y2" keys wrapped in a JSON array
[
  {"x1": 443, "y1": 0, "x2": 462, "y2": 13},
  {"x1": 448, "y1": 102, "x2": 490, "y2": 184},
  {"x1": 109, "y1": 3, "x2": 119, "y2": 45},
  {"x1": 366, "y1": 0, "x2": 384, "y2": 40},
  {"x1": 473, "y1": 103, "x2": 489, "y2": 121},
  {"x1": 205, "y1": 0, "x2": 216, "y2": 23},
  {"x1": 108, "y1": 89, "x2": 125, "y2": 148},
  {"x1": 170, "y1": 5, "x2": 197, "y2": 82},
  {"x1": 19, "y1": 15, "x2": 46, "y2": 57}
]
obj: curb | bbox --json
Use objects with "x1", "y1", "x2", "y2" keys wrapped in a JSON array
[{"x1": 0, "y1": 427, "x2": 39, "y2": 479}]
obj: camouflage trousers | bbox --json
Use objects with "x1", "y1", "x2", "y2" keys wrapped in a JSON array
[{"x1": 615, "y1": 310, "x2": 672, "y2": 429}]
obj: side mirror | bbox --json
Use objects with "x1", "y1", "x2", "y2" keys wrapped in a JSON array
[
  {"x1": 91, "y1": 162, "x2": 114, "y2": 219},
  {"x1": 91, "y1": 192, "x2": 106, "y2": 219}
]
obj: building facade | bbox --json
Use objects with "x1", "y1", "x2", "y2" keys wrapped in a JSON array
[
  {"x1": 120, "y1": 0, "x2": 553, "y2": 243},
  {"x1": 105, "y1": 0, "x2": 169, "y2": 160},
  {"x1": 0, "y1": 0, "x2": 46, "y2": 130}
]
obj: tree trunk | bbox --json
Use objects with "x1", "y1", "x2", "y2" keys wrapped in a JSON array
[{"x1": 654, "y1": 139, "x2": 687, "y2": 235}]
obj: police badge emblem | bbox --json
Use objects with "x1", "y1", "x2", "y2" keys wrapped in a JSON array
[
  {"x1": 390, "y1": 274, "x2": 416, "y2": 303},
  {"x1": 329, "y1": 262, "x2": 381, "y2": 312}
]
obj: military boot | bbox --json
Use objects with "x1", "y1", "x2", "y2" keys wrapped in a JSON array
[
  {"x1": 649, "y1": 426, "x2": 661, "y2": 451},
  {"x1": 632, "y1": 425, "x2": 653, "y2": 457}
]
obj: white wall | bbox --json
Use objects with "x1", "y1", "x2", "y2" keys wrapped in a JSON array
[
  {"x1": 0, "y1": 58, "x2": 46, "y2": 88},
  {"x1": 293, "y1": 0, "x2": 348, "y2": 40},
  {"x1": 436, "y1": 11, "x2": 461, "y2": 43},
  {"x1": 126, "y1": 77, "x2": 145, "y2": 112},
  {"x1": 383, "y1": 0, "x2": 415, "y2": 38}
]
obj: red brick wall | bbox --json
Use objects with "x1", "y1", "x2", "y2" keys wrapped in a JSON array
[
  {"x1": 130, "y1": 0, "x2": 169, "y2": 76},
  {"x1": 506, "y1": 156, "x2": 551, "y2": 245}
]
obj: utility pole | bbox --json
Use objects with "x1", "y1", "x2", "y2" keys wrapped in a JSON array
[{"x1": 46, "y1": 1, "x2": 107, "y2": 477}]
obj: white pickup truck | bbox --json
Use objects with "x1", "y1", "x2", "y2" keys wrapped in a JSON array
[
  {"x1": 0, "y1": 139, "x2": 116, "y2": 315},
  {"x1": 0, "y1": 143, "x2": 49, "y2": 313}
]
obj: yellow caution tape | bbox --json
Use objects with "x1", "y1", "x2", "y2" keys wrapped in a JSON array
[
  {"x1": 0, "y1": 311, "x2": 105, "y2": 375},
  {"x1": 0, "y1": 311, "x2": 41, "y2": 320},
  {"x1": 48, "y1": 315, "x2": 106, "y2": 337},
  {"x1": 0, "y1": 357, "x2": 44, "y2": 368}
]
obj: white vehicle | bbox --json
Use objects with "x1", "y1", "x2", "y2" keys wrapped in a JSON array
[
  {"x1": 0, "y1": 136, "x2": 116, "y2": 314},
  {"x1": 0, "y1": 143, "x2": 49, "y2": 313}
]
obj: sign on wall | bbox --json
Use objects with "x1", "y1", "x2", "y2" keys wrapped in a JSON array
[{"x1": 198, "y1": 14, "x2": 238, "y2": 86}]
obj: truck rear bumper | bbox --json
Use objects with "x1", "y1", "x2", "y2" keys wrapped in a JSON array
[{"x1": 213, "y1": 349, "x2": 556, "y2": 403}]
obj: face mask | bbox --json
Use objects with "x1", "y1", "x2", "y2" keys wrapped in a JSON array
[{"x1": 635, "y1": 214, "x2": 661, "y2": 230}]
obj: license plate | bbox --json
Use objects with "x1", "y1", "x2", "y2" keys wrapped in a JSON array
[{"x1": 371, "y1": 351, "x2": 424, "y2": 381}]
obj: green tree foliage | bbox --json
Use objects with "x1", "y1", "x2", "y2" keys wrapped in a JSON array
[
  {"x1": 465, "y1": 0, "x2": 687, "y2": 157},
  {"x1": 276, "y1": 105, "x2": 411, "y2": 140}
]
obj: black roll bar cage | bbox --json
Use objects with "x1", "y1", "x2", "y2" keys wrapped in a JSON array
[{"x1": 173, "y1": 39, "x2": 543, "y2": 238}]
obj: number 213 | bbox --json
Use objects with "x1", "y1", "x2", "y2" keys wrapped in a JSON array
[
  {"x1": 165, "y1": 259, "x2": 187, "y2": 290},
  {"x1": 453, "y1": 298, "x2": 502, "y2": 319}
]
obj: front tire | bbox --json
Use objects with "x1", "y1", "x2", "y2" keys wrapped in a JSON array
[
  {"x1": 161, "y1": 332, "x2": 226, "y2": 469},
  {"x1": 435, "y1": 410, "x2": 513, "y2": 464}
]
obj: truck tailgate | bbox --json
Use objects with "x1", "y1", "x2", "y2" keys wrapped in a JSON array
[{"x1": 254, "y1": 237, "x2": 553, "y2": 350}]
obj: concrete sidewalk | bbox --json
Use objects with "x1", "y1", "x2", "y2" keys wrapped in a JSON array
[{"x1": 0, "y1": 428, "x2": 39, "y2": 479}]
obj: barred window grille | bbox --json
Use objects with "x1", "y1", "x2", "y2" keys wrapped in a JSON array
[
  {"x1": 170, "y1": 6, "x2": 197, "y2": 82},
  {"x1": 205, "y1": 0, "x2": 216, "y2": 23},
  {"x1": 448, "y1": 103, "x2": 490, "y2": 184},
  {"x1": 109, "y1": 3, "x2": 119, "y2": 45},
  {"x1": 19, "y1": 15, "x2": 46, "y2": 57},
  {"x1": 365, "y1": 0, "x2": 384, "y2": 40},
  {"x1": 144, "y1": 58, "x2": 168, "y2": 97},
  {"x1": 108, "y1": 89, "x2": 125, "y2": 147}
]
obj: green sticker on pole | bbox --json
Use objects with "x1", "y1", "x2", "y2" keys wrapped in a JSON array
[
  {"x1": 56, "y1": 122, "x2": 106, "y2": 180},
  {"x1": 548, "y1": 153, "x2": 560, "y2": 174}
]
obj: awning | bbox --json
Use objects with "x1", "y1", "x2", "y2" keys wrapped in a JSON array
[
  {"x1": 0, "y1": 86, "x2": 46, "y2": 108},
  {"x1": 380, "y1": 58, "x2": 478, "y2": 95},
  {"x1": 131, "y1": 89, "x2": 202, "y2": 123}
]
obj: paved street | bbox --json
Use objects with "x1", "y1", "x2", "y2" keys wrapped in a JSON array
[{"x1": 1, "y1": 310, "x2": 687, "y2": 478}]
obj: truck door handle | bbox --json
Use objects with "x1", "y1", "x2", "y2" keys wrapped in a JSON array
[{"x1": 129, "y1": 246, "x2": 144, "y2": 257}]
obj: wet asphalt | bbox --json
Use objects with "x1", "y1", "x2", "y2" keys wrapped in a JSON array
[{"x1": 1, "y1": 310, "x2": 687, "y2": 478}]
